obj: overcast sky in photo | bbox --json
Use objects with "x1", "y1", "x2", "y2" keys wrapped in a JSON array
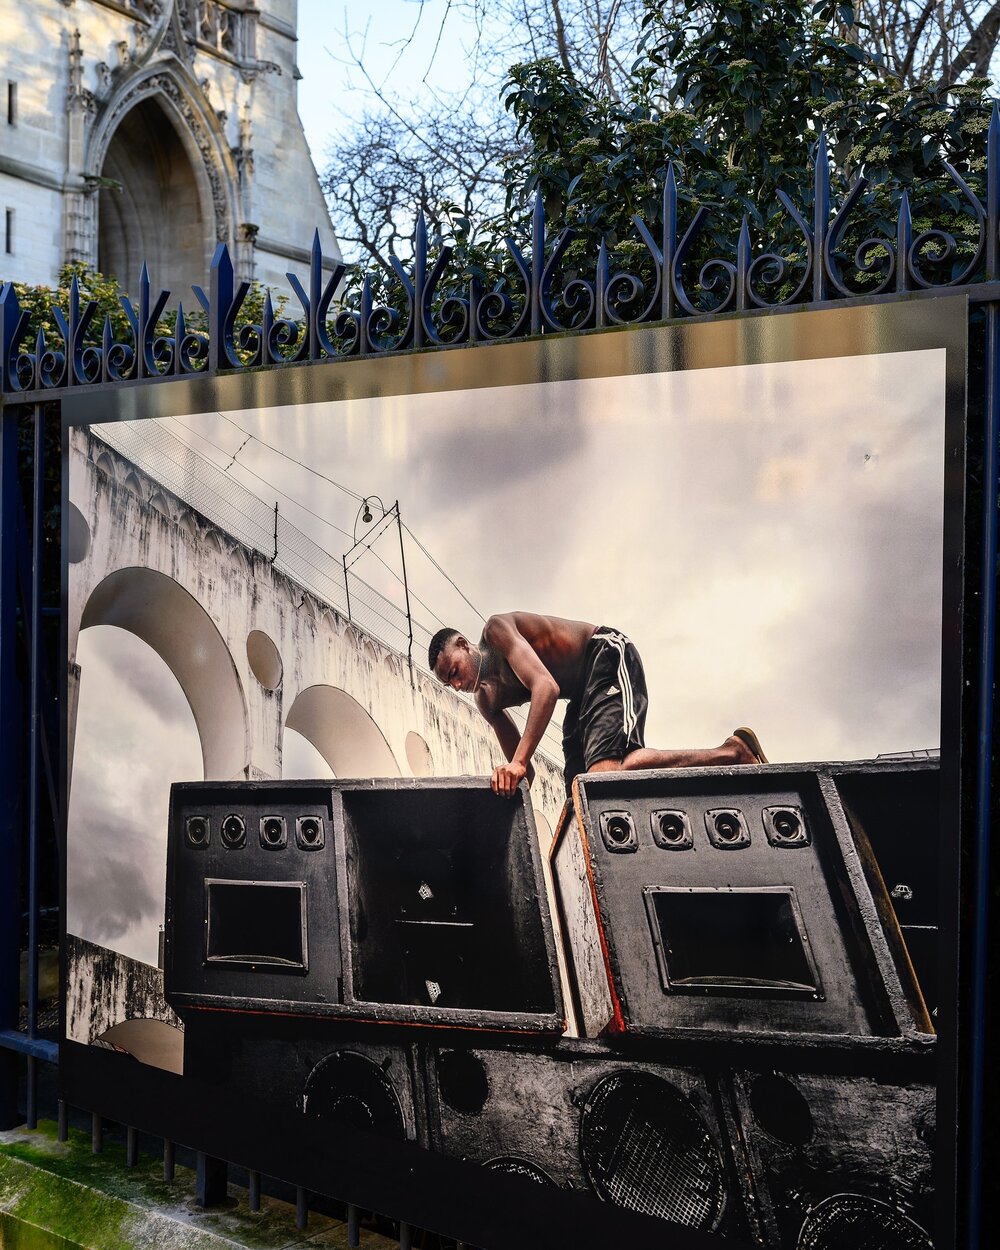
[{"x1": 67, "y1": 346, "x2": 947, "y2": 966}]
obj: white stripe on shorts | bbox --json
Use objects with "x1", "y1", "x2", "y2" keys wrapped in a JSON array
[{"x1": 594, "y1": 629, "x2": 637, "y2": 743}]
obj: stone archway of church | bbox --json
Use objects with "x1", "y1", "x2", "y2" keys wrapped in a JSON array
[
  {"x1": 284, "y1": 685, "x2": 400, "y2": 779},
  {"x1": 79, "y1": 567, "x2": 247, "y2": 780},
  {"x1": 97, "y1": 95, "x2": 211, "y2": 298}
]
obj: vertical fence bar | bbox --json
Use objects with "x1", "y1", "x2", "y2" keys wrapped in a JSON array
[
  {"x1": 27, "y1": 404, "x2": 43, "y2": 1053},
  {"x1": 295, "y1": 1186, "x2": 308, "y2": 1230},
  {"x1": 163, "y1": 1139, "x2": 175, "y2": 1181},
  {"x1": 91, "y1": 1113, "x2": 102, "y2": 1153},
  {"x1": 196, "y1": 1153, "x2": 228, "y2": 1206},
  {"x1": 0, "y1": 403, "x2": 23, "y2": 1129},
  {"x1": 57, "y1": 1099, "x2": 67, "y2": 1141},
  {"x1": 248, "y1": 1169, "x2": 260, "y2": 1212},
  {"x1": 966, "y1": 106, "x2": 1000, "y2": 1250},
  {"x1": 346, "y1": 1202, "x2": 359, "y2": 1247},
  {"x1": 25, "y1": 1055, "x2": 36, "y2": 1129},
  {"x1": 967, "y1": 298, "x2": 998, "y2": 1250}
]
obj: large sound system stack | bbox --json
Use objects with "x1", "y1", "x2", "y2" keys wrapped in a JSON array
[
  {"x1": 423, "y1": 1037, "x2": 761, "y2": 1241},
  {"x1": 549, "y1": 757, "x2": 940, "y2": 1247},
  {"x1": 163, "y1": 759, "x2": 941, "y2": 1247}
]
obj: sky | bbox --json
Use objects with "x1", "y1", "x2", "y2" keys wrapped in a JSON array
[
  {"x1": 67, "y1": 345, "x2": 948, "y2": 966},
  {"x1": 296, "y1": 1, "x2": 502, "y2": 182}
]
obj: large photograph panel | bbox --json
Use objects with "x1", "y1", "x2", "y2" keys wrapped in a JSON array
[{"x1": 61, "y1": 301, "x2": 962, "y2": 1248}]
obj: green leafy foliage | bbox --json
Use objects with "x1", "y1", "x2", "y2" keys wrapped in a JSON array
[{"x1": 496, "y1": 0, "x2": 992, "y2": 297}]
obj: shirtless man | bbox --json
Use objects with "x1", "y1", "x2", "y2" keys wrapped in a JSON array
[{"x1": 428, "y1": 612, "x2": 766, "y2": 797}]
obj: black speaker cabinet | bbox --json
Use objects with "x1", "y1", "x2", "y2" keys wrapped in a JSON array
[
  {"x1": 551, "y1": 764, "x2": 930, "y2": 1043},
  {"x1": 425, "y1": 1038, "x2": 759, "y2": 1241},
  {"x1": 181, "y1": 1012, "x2": 429, "y2": 1148},
  {"x1": 164, "y1": 780, "x2": 340, "y2": 1016},
  {"x1": 165, "y1": 777, "x2": 564, "y2": 1034},
  {"x1": 727, "y1": 1065, "x2": 936, "y2": 1248},
  {"x1": 829, "y1": 758, "x2": 940, "y2": 1022},
  {"x1": 334, "y1": 777, "x2": 563, "y2": 1032}
]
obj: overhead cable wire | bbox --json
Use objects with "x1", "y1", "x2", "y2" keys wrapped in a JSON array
[
  {"x1": 211, "y1": 409, "x2": 364, "y2": 503},
  {"x1": 163, "y1": 416, "x2": 356, "y2": 544},
  {"x1": 401, "y1": 522, "x2": 485, "y2": 622}
]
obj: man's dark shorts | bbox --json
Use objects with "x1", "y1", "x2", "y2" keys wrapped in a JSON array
[{"x1": 562, "y1": 626, "x2": 648, "y2": 794}]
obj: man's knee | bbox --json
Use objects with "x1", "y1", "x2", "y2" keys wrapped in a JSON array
[{"x1": 586, "y1": 758, "x2": 623, "y2": 774}]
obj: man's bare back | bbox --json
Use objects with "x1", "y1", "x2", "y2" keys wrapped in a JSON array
[{"x1": 428, "y1": 612, "x2": 766, "y2": 797}]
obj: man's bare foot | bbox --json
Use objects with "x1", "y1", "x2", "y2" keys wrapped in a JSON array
[{"x1": 731, "y1": 726, "x2": 768, "y2": 764}]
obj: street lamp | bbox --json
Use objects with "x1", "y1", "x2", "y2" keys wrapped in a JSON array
[{"x1": 342, "y1": 496, "x2": 415, "y2": 681}]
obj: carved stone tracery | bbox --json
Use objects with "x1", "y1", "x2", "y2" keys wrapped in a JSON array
[{"x1": 95, "y1": 70, "x2": 234, "y2": 244}]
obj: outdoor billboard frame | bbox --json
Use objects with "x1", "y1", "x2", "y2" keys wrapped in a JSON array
[{"x1": 50, "y1": 292, "x2": 970, "y2": 1250}]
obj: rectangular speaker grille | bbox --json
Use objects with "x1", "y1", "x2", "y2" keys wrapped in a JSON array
[
  {"x1": 205, "y1": 879, "x2": 307, "y2": 971},
  {"x1": 644, "y1": 886, "x2": 821, "y2": 998}
]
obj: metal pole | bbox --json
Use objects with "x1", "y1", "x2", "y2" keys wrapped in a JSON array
[
  {"x1": 27, "y1": 405, "x2": 43, "y2": 1047},
  {"x1": 395, "y1": 502, "x2": 414, "y2": 683},
  {"x1": 0, "y1": 404, "x2": 23, "y2": 1129},
  {"x1": 967, "y1": 297, "x2": 999, "y2": 1250},
  {"x1": 343, "y1": 553, "x2": 351, "y2": 621}
]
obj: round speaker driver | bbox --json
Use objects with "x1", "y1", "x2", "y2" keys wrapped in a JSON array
[
  {"x1": 579, "y1": 1070, "x2": 727, "y2": 1229},
  {"x1": 484, "y1": 1156, "x2": 557, "y2": 1187},
  {"x1": 797, "y1": 1194, "x2": 932, "y2": 1250},
  {"x1": 303, "y1": 1051, "x2": 405, "y2": 1141}
]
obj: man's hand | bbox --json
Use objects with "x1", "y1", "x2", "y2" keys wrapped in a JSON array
[{"x1": 492, "y1": 760, "x2": 528, "y2": 797}]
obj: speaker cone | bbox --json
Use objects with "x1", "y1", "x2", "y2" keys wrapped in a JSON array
[
  {"x1": 220, "y1": 814, "x2": 245, "y2": 849},
  {"x1": 599, "y1": 811, "x2": 637, "y2": 852},
  {"x1": 484, "y1": 1156, "x2": 557, "y2": 1186},
  {"x1": 303, "y1": 1051, "x2": 405, "y2": 1140},
  {"x1": 797, "y1": 1194, "x2": 932, "y2": 1250},
  {"x1": 579, "y1": 1070, "x2": 727, "y2": 1229},
  {"x1": 706, "y1": 808, "x2": 750, "y2": 849},
  {"x1": 297, "y1": 815, "x2": 323, "y2": 849},
  {"x1": 185, "y1": 815, "x2": 209, "y2": 848},
  {"x1": 651, "y1": 810, "x2": 693, "y2": 849},
  {"x1": 260, "y1": 815, "x2": 286, "y2": 849}
]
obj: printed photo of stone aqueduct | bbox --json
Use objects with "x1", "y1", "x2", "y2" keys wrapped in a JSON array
[{"x1": 63, "y1": 340, "x2": 949, "y2": 1243}]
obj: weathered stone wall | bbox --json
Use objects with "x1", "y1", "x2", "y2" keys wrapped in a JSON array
[
  {"x1": 65, "y1": 933, "x2": 180, "y2": 1045},
  {"x1": 0, "y1": 0, "x2": 339, "y2": 290}
]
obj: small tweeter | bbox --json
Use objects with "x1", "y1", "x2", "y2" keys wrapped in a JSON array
[
  {"x1": 295, "y1": 815, "x2": 325, "y2": 851},
  {"x1": 599, "y1": 811, "x2": 638, "y2": 853},
  {"x1": 705, "y1": 808, "x2": 750, "y2": 850},
  {"x1": 259, "y1": 815, "x2": 287, "y2": 850},
  {"x1": 184, "y1": 815, "x2": 210, "y2": 848},
  {"x1": 650, "y1": 810, "x2": 693, "y2": 850},
  {"x1": 763, "y1": 805, "x2": 810, "y2": 847},
  {"x1": 220, "y1": 814, "x2": 245, "y2": 849}
]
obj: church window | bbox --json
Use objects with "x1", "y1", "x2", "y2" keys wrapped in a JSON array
[
  {"x1": 5, "y1": 209, "x2": 13, "y2": 255},
  {"x1": 6, "y1": 82, "x2": 16, "y2": 126}
]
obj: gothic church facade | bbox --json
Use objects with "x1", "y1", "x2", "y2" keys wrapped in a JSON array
[{"x1": 0, "y1": 0, "x2": 340, "y2": 296}]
